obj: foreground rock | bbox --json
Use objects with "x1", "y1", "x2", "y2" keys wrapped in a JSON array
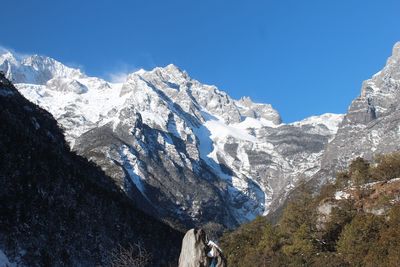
[{"x1": 179, "y1": 229, "x2": 227, "y2": 267}]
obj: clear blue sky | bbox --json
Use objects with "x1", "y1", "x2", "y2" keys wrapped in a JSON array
[{"x1": 1, "y1": 0, "x2": 399, "y2": 122}]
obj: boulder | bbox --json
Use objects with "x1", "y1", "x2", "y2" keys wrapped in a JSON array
[{"x1": 178, "y1": 229, "x2": 227, "y2": 267}]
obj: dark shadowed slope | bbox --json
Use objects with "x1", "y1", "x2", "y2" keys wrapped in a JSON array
[{"x1": 0, "y1": 73, "x2": 183, "y2": 266}]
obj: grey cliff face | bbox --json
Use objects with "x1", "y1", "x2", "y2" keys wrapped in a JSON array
[
  {"x1": 316, "y1": 42, "x2": 400, "y2": 184},
  {"x1": 345, "y1": 43, "x2": 400, "y2": 126}
]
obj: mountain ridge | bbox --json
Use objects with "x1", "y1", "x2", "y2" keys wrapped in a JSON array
[{"x1": 0, "y1": 48, "x2": 363, "y2": 229}]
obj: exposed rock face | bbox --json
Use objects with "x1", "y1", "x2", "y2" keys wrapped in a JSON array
[
  {"x1": 315, "y1": 42, "x2": 400, "y2": 184},
  {"x1": 178, "y1": 229, "x2": 226, "y2": 267},
  {"x1": 0, "y1": 49, "x2": 343, "y2": 228}
]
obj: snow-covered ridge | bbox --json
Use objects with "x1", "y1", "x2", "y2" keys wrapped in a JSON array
[
  {"x1": 290, "y1": 113, "x2": 344, "y2": 134},
  {"x1": 0, "y1": 50, "x2": 279, "y2": 122},
  {"x1": 0, "y1": 50, "x2": 343, "y2": 132},
  {"x1": 0, "y1": 52, "x2": 83, "y2": 85}
]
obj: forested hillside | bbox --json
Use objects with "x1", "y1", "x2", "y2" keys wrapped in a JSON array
[{"x1": 220, "y1": 153, "x2": 400, "y2": 267}]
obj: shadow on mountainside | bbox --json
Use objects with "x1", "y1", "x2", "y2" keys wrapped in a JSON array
[{"x1": 0, "y1": 73, "x2": 183, "y2": 266}]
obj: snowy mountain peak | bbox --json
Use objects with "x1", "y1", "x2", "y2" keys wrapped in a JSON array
[
  {"x1": 149, "y1": 64, "x2": 189, "y2": 87},
  {"x1": 0, "y1": 50, "x2": 84, "y2": 84},
  {"x1": 126, "y1": 64, "x2": 188, "y2": 89},
  {"x1": 0, "y1": 51, "x2": 18, "y2": 65},
  {"x1": 290, "y1": 113, "x2": 344, "y2": 134},
  {"x1": 236, "y1": 96, "x2": 281, "y2": 125},
  {"x1": 163, "y1": 63, "x2": 185, "y2": 74},
  {"x1": 22, "y1": 54, "x2": 54, "y2": 65}
]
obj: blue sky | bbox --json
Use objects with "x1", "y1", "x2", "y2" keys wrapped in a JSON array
[{"x1": 1, "y1": 0, "x2": 400, "y2": 122}]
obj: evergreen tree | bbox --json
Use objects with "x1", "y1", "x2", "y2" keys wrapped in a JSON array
[
  {"x1": 349, "y1": 157, "x2": 371, "y2": 185},
  {"x1": 282, "y1": 223, "x2": 318, "y2": 265},
  {"x1": 337, "y1": 213, "x2": 384, "y2": 266},
  {"x1": 365, "y1": 206, "x2": 400, "y2": 267}
]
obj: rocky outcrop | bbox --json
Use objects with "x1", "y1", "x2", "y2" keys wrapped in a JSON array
[
  {"x1": 236, "y1": 96, "x2": 281, "y2": 124},
  {"x1": 178, "y1": 229, "x2": 226, "y2": 267},
  {"x1": 179, "y1": 229, "x2": 209, "y2": 267}
]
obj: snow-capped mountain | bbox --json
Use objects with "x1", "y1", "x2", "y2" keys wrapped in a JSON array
[
  {"x1": 0, "y1": 52, "x2": 83, "y2": 85},
  {"x1": 0, "y1": 50, "x2": 343, "y2": 228}
]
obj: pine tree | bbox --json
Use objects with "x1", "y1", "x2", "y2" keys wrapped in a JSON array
[
  {"x1": 349, "y1": 157, "x2": 371, "y2": 185},
  {"x1": 337, "y1": 213, "x2": 383, "y2": 266},
  {"x1": 282, "y1": 223, "x2": 318, "y2": 265}
]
